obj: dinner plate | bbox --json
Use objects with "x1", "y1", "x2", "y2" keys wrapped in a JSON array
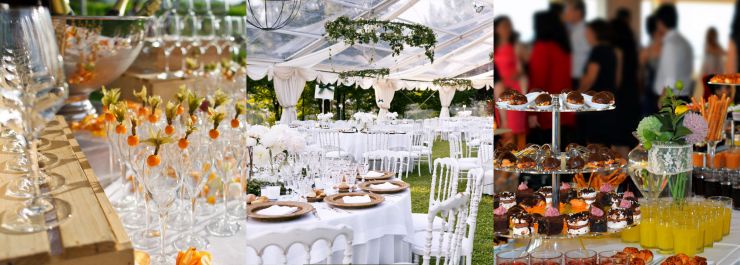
[
  {"x1": 324, "y1": 192, "x2": 385, "y2": 209},
  {"x1": 358, "y1": 180, "x2": 409, "y2": 194},
  {"x1": 247, "y1": 201, "x2": 314, "y2": 222},
  {"x1": 356, "y1": 171, "x2": 394, "y2": 181}
]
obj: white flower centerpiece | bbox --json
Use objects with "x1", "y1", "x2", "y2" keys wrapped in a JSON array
[
  {"x1": 353, "y1": 112, "x2": 376, "y2": 132},
  {"x1": 317, "y1": 112, "x2": 333, "y2": 128},
  {"x1": 246, "y1": 124, "x2": 307, "y2": 180}
]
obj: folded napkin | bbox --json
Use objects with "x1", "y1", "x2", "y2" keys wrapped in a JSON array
[
  {"x1": 342, "y1": 195, "x2": 372, "y2": 204},
  {"x1": 369, "y1": 182, "x2": 399, "y2": 190},
  {"x1": 256, "y1": 205, "x2": 298, "y2": 216},
  {"x1": 363, "y1": 171, "x2": 384, "y2": 178}
]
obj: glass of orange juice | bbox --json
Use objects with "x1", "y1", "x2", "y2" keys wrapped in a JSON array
[
  {"x1": 656, "y1": 202, "x2": 674, "y2": 253},
  {"x1": 672, "y1": 203, "x2": 699, "y2": 257},
  {"x1": 708, "y1": 196, "x2": 732, "y2": 236},
  {"x1": 640, "y1": 200, "x2": 657, "y2": 248},
  {"x1": 726, "y1": 150, "x2": 740, "y2": 169}
]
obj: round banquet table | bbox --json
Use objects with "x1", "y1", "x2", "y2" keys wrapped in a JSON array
[
  {"x1": 336, "y1": 131, "x2": 413, "y2": 162},
  {"x1": 496, "y1": 209, "x2": 740, "y2": 265},
  {"x1": 246, "y1": 190, "x2": 414, "y2": 264}
]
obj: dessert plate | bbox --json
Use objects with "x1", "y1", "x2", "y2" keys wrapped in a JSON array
[
  {"x1": 247, "y1": 201, "x2": 314, "y2": 222},
  {"x1": 325, "y1": 192, "x2": 384, "y2": 209},
  {"x1": 358, "y1": 180, "x2": 409, "y2": 194}
]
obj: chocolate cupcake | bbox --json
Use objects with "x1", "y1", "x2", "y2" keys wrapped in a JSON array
[
  {"x1": 607, "y1": 208, "x2": 629, "y2": 230},
  {"x1": 498, "y1": 191, "x2": 516, "y2": 209},
  {"x1": 580, "y1": 188, "x2": 597, "y2": 205},
  {"x1": 537, "y1": 207, "x2": 564, "y2": 236},
  {"x1": 516, "y1": 182, "x2": 534, "y2": 203},
  {"x1": 567, "y1": 212, "x2": 591, "y2": 235},
  {"x1": 535, "y1": 93, "x2": 552, "y2": 106},
  {"x1": 589, "y1": 205, "x2": 607, "y2": 232},
  {"x1": 593, "y1": 91, "x2": 615, "y2": 104},
  {"x1": 538, "y1": 186, "x2": 553, "y2": 205},
  {"x1": 494, "y1": 205, "x2": 510, "y2": 235},
  {"x1": 566, "y1": 91, "x2": 585, "y2": 104},
  {"x1": 507, "y1": 205, "x2": 526, "y2": 216},
  {"x1": 510, "y1": 212, "x2": 534, "y2": 236}
]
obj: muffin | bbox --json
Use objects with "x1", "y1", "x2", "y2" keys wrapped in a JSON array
[
  {"x1": 592, "y1": 91, "x2": 615, "y2": 104},
  {"x1": 566, "y1": 91, "x2": 585, "y2": 104},
  {"x1": 607, "y1": 208, "x2": 629, "y2": 230},
  {"x1": 534, "y1": 93, "x2": 552, "y2": 106},
  {"x1": 589, "y1": 205, "x2": 608, "y2": 232},
  {"x1": 510, "y1": 212, "x2": 534, "y2": 236},
  {"x1": 516, "y1": 182, "x2": 534, "y2": 204},
  {"x1": 580, "y1": 188, "x2": 597, "y2": 205},
  {"x1": 494, "y1": 205, "x2": 510, "y2": 235},
  {"x1": 567, "y1": 212, "x2": 591, "y2": 235},
  {"x1": 537, "y1": 207, "x2": 564, "y2": 236},
  {"x1": 510, "y1": 94, "x2": 528, "y2": 105},
  {"x1": 498, "y1": 191, "x2": 516, "y2": 209}
]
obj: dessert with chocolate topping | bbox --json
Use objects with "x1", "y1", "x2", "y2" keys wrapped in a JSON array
[
  {"x1": 534, "y1": 93, "x2": 552, "y2": 106},
  {"x1": 537, "y1": 207, "x2": 565, "y2": 235},
  {"x1": 494, "y1": 205, "x2": 510, "y2": 234},
  {"x1": 516, "y1": 182, "x2": 534, "y2": 203},
  {"x1": 511, "y1": 212, "x2": 534, "y2": 236},
  {"x1": 566, "y1": 91, "x2": 585, "y2": 105},
  {"x1": 566, "y1": 154, "x2": 585, "y2": 169},
  {"x1": 507, "y1": 205, "x2": 526, "y2": 216},
  {"x1": 567, "y1": 212, "x2": 591, "y2": 235},
  {"x1": 595, "y1": 184, "x2": 615, "y2": 206},
  {"x1": 607, "y1": 208, "x2": 629, "y2": 230},
  {"x1": 592, "y1": 91, "x2": 615, "y2": 104},
  {"x1": 629, "y1": 199, "x2": 641, "y2": 222},
  {"x1": 580, "y1": 188, "x2": 597, "y2": 205},
  {"x1": 495, "y1": 151, "x2": 518, "y2": 168},
  {"x1": 499, "y1": 89, "x2": 520, "y2": 103},
  {"x1": 510, "y1": 94, "x2": 528, "y2": 105},
  {"x1": 538, "y1": 186, "x2": 553, "y2": 205},
  {"x1": 498, "y1": 191, "x2": 516, "y2": 209},
  {"x1": 542, "y1": 156, "x2": 561, "y2": 171},
  {"x1": 516, "y1": 156, "x2": 536, "y2": 170},
  {"x1": 589, "y1": 205, "x2": 607, "y2": 232}
]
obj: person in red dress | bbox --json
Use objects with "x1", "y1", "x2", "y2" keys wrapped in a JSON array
[
  {"x1": 527, "y1": 11, "x2": 576, "y2": 145},
  {"x1": 494, "y1": 16, "x2": 527, "y2": 149}
]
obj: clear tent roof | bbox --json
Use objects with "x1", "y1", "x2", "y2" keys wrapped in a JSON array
[{"x1": 247, "y1": 0, "x2": 494, "y2": 83}]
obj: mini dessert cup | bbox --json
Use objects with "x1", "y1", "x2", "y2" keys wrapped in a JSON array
[
  {"x1": 531, "y1": 250, "x2": 563, "y2": 265},
  {"x1": 496, "y1": 250, "x2": 529, "y2": 265},
  {"x1": 565, "y1": 249, "x2": 596, "y2": 265}
]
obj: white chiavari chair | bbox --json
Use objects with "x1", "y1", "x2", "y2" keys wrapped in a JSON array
[
  {"x1": 411, "y1": 158, "x2": 459, "y2": 232},
  {"x1": 318, "y1": 130, "x2": 352, "y2": 160},
  {"x1": 246, "y1": 224, "x2": 354, "y2": 265},
  {"x1": 388, "y1": 132, "x2": 416, "y2": 179},
  {"x1": 409, "y1": 192, "x2": 470, "y2": 265},
  {"x1": 460, "y1": 168, "x2": 485, "y2": 265},
  {"x1": 447, "y1": 133, "x2": 478, "y2": 178}
]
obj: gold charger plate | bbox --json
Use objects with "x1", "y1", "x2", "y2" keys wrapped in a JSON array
[
  {"x1": 358, "y1": 180, "x2": 409, "y2": 194},
  {"x1": 324, "y1": 192, "x2": 385, "y2": 209},
  {"x1": 247, "y1": 201, "x2": 314, "y2": 222},
  {"x1": 356, "y1": 171, "x2": 394, "y2": 181}
]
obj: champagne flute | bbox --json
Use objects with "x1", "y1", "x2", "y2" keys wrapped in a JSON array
[
  {"x1": 0, "y1": 6, "x2": 71, "y2": 233},
  {"x1": 173, "y1": 141, "x2": 211, "y2": 250},
  {"x1": 206, "y1": 140, "x2": 240, "y2": 236},
  {"x1": 157, "y1": 0, "x2": 183, "y2": 79},
  {"x1": 140, "y1": 145, "x2": 181, "y2": 265}
]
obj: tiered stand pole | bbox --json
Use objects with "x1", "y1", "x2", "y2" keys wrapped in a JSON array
[{"x1": 551, "y1": 98, "x2": 562, "y2": 208}]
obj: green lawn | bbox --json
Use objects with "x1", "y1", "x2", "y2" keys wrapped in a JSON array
[{"x1": 405, "y1": 140, "x2": 493, "y2": 264}]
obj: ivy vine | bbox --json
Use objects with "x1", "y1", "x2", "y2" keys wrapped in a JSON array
[
  {"x1": 433, "y1": 78, "x2": 472, "y2": 89},
  {"x1": 338, "y1": 68, "x2": 390, "y2": 80},
  {"x1": 325, "y1": 16, "x2": 437, "y2": 62}
]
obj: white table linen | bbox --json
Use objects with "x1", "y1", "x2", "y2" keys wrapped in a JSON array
[
  {"x1": 337, "y1": 132, "x2": 412, "y2": 161},
  {"x1": 246, "y1": 190, "x2": 414, "y2": 264}
]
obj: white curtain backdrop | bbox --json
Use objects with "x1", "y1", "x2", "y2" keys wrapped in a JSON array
[
  {"x1": 438, "y1": 86, "x2": 456, "y2": 118},
  {"x1": 373, "y1": 79, "x2": 396, "y2": 120},
  {"x1": 273, "y1": 67, "x2": 311, "y2": 124}
]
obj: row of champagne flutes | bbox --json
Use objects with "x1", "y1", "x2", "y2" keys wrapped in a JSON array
[
  {"x1": 0, "y1": 6, "x2": 72, "y2": 233},
  {"x1": 101, "y1": 86, "x2": 247, "y2": 265}
]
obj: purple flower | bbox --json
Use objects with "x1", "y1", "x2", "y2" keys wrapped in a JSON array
[{"x1": 682, "y1": 112, "x2": 708, "y2": 144}]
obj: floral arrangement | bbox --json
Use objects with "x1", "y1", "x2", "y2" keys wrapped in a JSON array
[
  {"x1": 246, "y1": 124, "x2": 306, "y2": 170},
  {"x1": 432, "y1": 78, "x2": 472, "y2": 89},
  {"x1": 353, "y1": 112, "x2": 376, "y2": 130},
  {"x1": 636, "y1": 81, "x2": 708, "y2": 150},
  {"x1": 385, "y1": 112, "x2": 399, "y2": 120},
  {"x1": 338, "y1": 68, "x2": 389, "y2": 80},
  {"x1": 456, "y1": 110, "x2": 472, "y2": 118},
  {"x1": 317, "y1": 112, "x2": 334, "y2": 122}
]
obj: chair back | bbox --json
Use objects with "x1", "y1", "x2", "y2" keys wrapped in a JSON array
[
  {"x1": 429, "y1": 158, "x2": 459, "y2": 209},
  {"x1": 247, "y1": 224, "x2": 354, "y2": 265},
  {"x1": 463, "y1": 168, "x2": 485, "y2": 246},
  {"x1": 478, "y1": 144, "x2": 493, "y2": 166},
  {"x1": 448, "y1": 133, "x2": 463, "y2": 159},
  {"x1": 423, "y1": 193, "x2": 470, "y2": 265},
  {"x1": 318, "y1": 130, "x2": 342, "y2": 151},
  {"x1": 365, "y1": 132, "x2": 389, "y2": 153}
]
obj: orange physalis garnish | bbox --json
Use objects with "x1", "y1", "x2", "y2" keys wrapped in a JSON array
[
  {"x1": 178, "y1": 138, "x2": 189, "y2": 149},
  {"x1": 230, "y1": 119, "x2": 239, "y2": 128},
  {"x1": 147, "y1": 155, "x2": 161, "y2": 167},
  {"x1": 115, "y1": 124, "x2": 126, "y2": 134},
  {"x1": 104, "y1": 112, "x2": 116, "y2": 122},
  {"x1": 208, "y1": 110, "x2": 225, "y2": 140},
  {"x1": 165, "y1": 125, "x2": 175, "y2": 135},
  {"x1": 142, "y1": 130, "x2": 174, "y2": 167},
  {"x1": 208, "y1": 129, "x2": 220, "y2": 139},
  {"x1": 231, "y1": 102, "x2": 246, "y2": 128}
]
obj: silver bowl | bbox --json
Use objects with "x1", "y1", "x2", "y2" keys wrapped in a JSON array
[{"x1": 52, "y1": 16, "x2": 151, "y2": 120}]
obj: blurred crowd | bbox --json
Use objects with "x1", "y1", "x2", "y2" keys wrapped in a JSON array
[{"x1": 493, "y1": 1, "x2": 740, "y2": 159}]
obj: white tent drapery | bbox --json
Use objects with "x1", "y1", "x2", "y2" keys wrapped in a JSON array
[
  {"x1": 373, "y1": 79, "x2": 396, "y2": 120},
  {"x1": 438, "y1": 86, "x2": 456, "y2": 118},
  {"x1": 272, "y1": 67, "x2": 313, "y2": 123}
]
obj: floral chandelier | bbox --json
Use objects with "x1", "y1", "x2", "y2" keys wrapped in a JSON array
[{"x1": 246, "y1": 0, "x2": 302, "y2": 31}]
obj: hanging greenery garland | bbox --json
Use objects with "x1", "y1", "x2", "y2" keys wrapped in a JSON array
[
  {"x1": 338, "y1": 68, "x2": 390, "y2": 80},
  {"x1": 433, "y1": 78, "x2": 472, "y2": 89},
  {"x1": 325, "y1": 16, "x2": 437, "y2": 62}
]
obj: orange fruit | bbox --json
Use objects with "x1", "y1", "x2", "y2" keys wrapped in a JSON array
[
  {"x1": 176, "y1": 105, "x2": 185, "y2": 115},
  {"x1": 178, "y1": 138, "x2": 189, "y2": 149},
  {"x1": 230, "y1": 119, "x2": 239, "y2": 128},
  {"x1": 201, "y1": 185, "x2": 210, "y2": 197},
  {"x1": 146, "y1": 155, "x2": 160, "y2": 167},
  {"x1": 115, "y1": 124, "x2": 126, "y2": 134},
  {"x1": 127, "y1": 135, "x2": 139, "y2": 146},
  {"x1": 190, "y1": 115, "x2": 197, "y2": 123},
  {"x1": 165, "y1": 124, "x2": 175, "y2": 135},
  {"x1": 147, "y1": 114, "x2": 159, "y2": 123},
  {"x1": 137, "y1": 106, "x2": 149, "y2": 117},
  {"x1": 208, "y1": 129, "x2": 219, "y2": 139},
  {"x1": 207, "y1": 196, "x2": 216, "y2": 205},
  {"x1": 103, "y1": 112, "x2": 115, "y2": 122}
]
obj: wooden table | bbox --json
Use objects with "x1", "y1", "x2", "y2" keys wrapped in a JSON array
[{"x1": 0, "y1": 117, "x2": 133, "y2": 265}]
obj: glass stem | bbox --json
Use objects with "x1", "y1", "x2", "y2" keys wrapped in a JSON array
[
  {"x1": 222, "y1": 173, "x2": 228, "y2": 223},
  {"x1": 163, "y1": 50, "x2": 171, "y2": 75},
  {"x1": 190, "y1": 196, "x2": 197, "y2": 237},
  {"x1": 159, "y1": 211, "x2": 167, "y2": 258},
  {"x1": 29, "y1": 139, "x2": 41, "y2": 198},
  {"x1": 707, "y1": 142, "x2": 717, "y2": 169}
]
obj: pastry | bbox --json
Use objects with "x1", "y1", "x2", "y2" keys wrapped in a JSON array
[
  {"x1": 579, "y1": 188, "x2": 597, "y2": 205},
  {"x1": 538, "y1": 186, "x2": 553, "y2": 205},
  {"x1": 595, "y1": 184, "x2": 614, "y2": 206},
  {"x1": 537, "y1": 207, "x2": 564, "y2": 235},
  {"x1": 586, "y1": 152, "x2": 605, "y2": 168},
  {"x1": 593, "y1": 91, "x2": 615, "y2": 104},
  {"x1": 495, "y1": 151, "x2": 518, "y2": 168},
  {"x1": 516, "y1": 156, "x2": 536, "y2": 170},
  {"x1": 534, "y1": 93, "x2": 552, "y2": 106},
  {"x1": 567, "y1": 212, "x2": 590, "y2": 235},
  {"x1": 589, "y1": 205, "x2": 607, "y2": 232},
  {"x1": 515, "y1": 182, "x2": 534, "y2": 203},
  {"x1": 494, "y1": 205, "x2": 510, "y2": 234},
  {"x1": 521, "y1": 192, "x2": 546, "y2": 208},
  {"x1": 558, "y1": 182, "x2": 573, "y2": 202},
  {"x1": 709, "y1": 73, "x2": 740, "y2": 84},
  {"x1": 560, "y1": 188, "x2": 578, "y2": 203},
  {"x1": 607, "y1": 208, "x2": 629, "y2": 229},
  {"x1": 498, "y1": 191, "x2": 516, "y2": 209},
  {"x1": 565, "y1": 143, "x2": 580, "y2": 152},
  {"x1": 542, "y1": 156, "x2": 561, "y2": 171},
  {"x1": 566, "y1": 154, "x2": 585, "y2": 169},
  {"x1": 510, "y1": 212, "x2": 534, "y2": 236},
  {"x1": 566, "y1": 91, "x2": 584, "y2": 104},
  {"x1": 510, "y1": 94, "x2": 528, "y2": 105},
  {"x1": 499, "y1": 89, "x2": 520, "y2": 102}
]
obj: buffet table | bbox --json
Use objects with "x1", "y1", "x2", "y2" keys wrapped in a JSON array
[
  {"x1": 496, "y1": 209, "x2": 740, "y2": 265},
  {"x1": 246, "y1": 190, "x2": 414, "y2": 264}
]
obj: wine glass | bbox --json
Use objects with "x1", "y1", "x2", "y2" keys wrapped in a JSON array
[
  {"x1": 206, "y1": 140, "x2": 240, "y2": 237},
  {"x1": 179, "y1": 0, "x2": 199, "y2": 76},
  {"x1": 0, "y1": 6, "x2": 71, "y2": 233},
  {"x1": 157, "y1": 0, "x2": 183, "y2": 79},
  {"x1": 125, "y1": 138, "x2": 159, "y2": 250},
  {"x1": 140, "y1": 145, "x2": 181, "y2": 265},
  {"x1": 173, "y1": 141, "x2": 211, "y2": 250}
]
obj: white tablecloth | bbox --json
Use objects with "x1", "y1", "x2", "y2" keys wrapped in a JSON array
[
  {"x1": 337, "y1": 132, "x2": 412, "y2": 161},
  {"x1": 246, "y1": 190, "x2": 414, "y2": 264},
  {"x1": 496, "y1": 210, "x2": 740, "y2": 265}
]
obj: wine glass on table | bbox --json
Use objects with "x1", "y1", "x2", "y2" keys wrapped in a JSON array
[
  {"x1": 173, "y1": 140, "x2": 211, "y2": 250},
  {"x1": 206, "y1": 116, "x2": 240, "y2": 236},
  {"x1": 0, "y1": 6, "x2": 70, "y2": 233},
  {"x1": 157, "y1": 0, "x2": 183, "y2": 79},
  {"x1": 140, "y1": 143, "x2": 181, "y2": 265}
]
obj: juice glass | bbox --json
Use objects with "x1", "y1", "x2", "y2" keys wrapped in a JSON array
[
  {"x1": 564, "y1": 249, "x2": 596, "y2": 265},
  {"x1": 496, "y1": 250, "x2": 529, "y2": 265},
  {"x1": 621, "y1": 226, "x2": 640, "y2": 243},
  {"x1": 686, "y1": 199, "x2": 705, "y2": 253},
  {"x1": 726, "y1": 150, "x2": 740, "y2": 169},
  {"x1": 672, "y1": 204, "x2": 698, "y2": 257},
  {"x1": 656, "y1": 203, "x2": 674, "y2": 253},
  {"x1": 710, "y1": 201, "x2": 724, "y2": 242},
  {"x1": 531, "y1": 250, "x2": 562, "y2": 265},
  {"x1": 639, "y1": 200, "x2": 657, "y2": 248},
  {"x1": 708, "y1": 196, "x2": 732, "y2": 236},
  {"x1": 598, "y1": 250, "x2": 625, "y2": 265}
]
